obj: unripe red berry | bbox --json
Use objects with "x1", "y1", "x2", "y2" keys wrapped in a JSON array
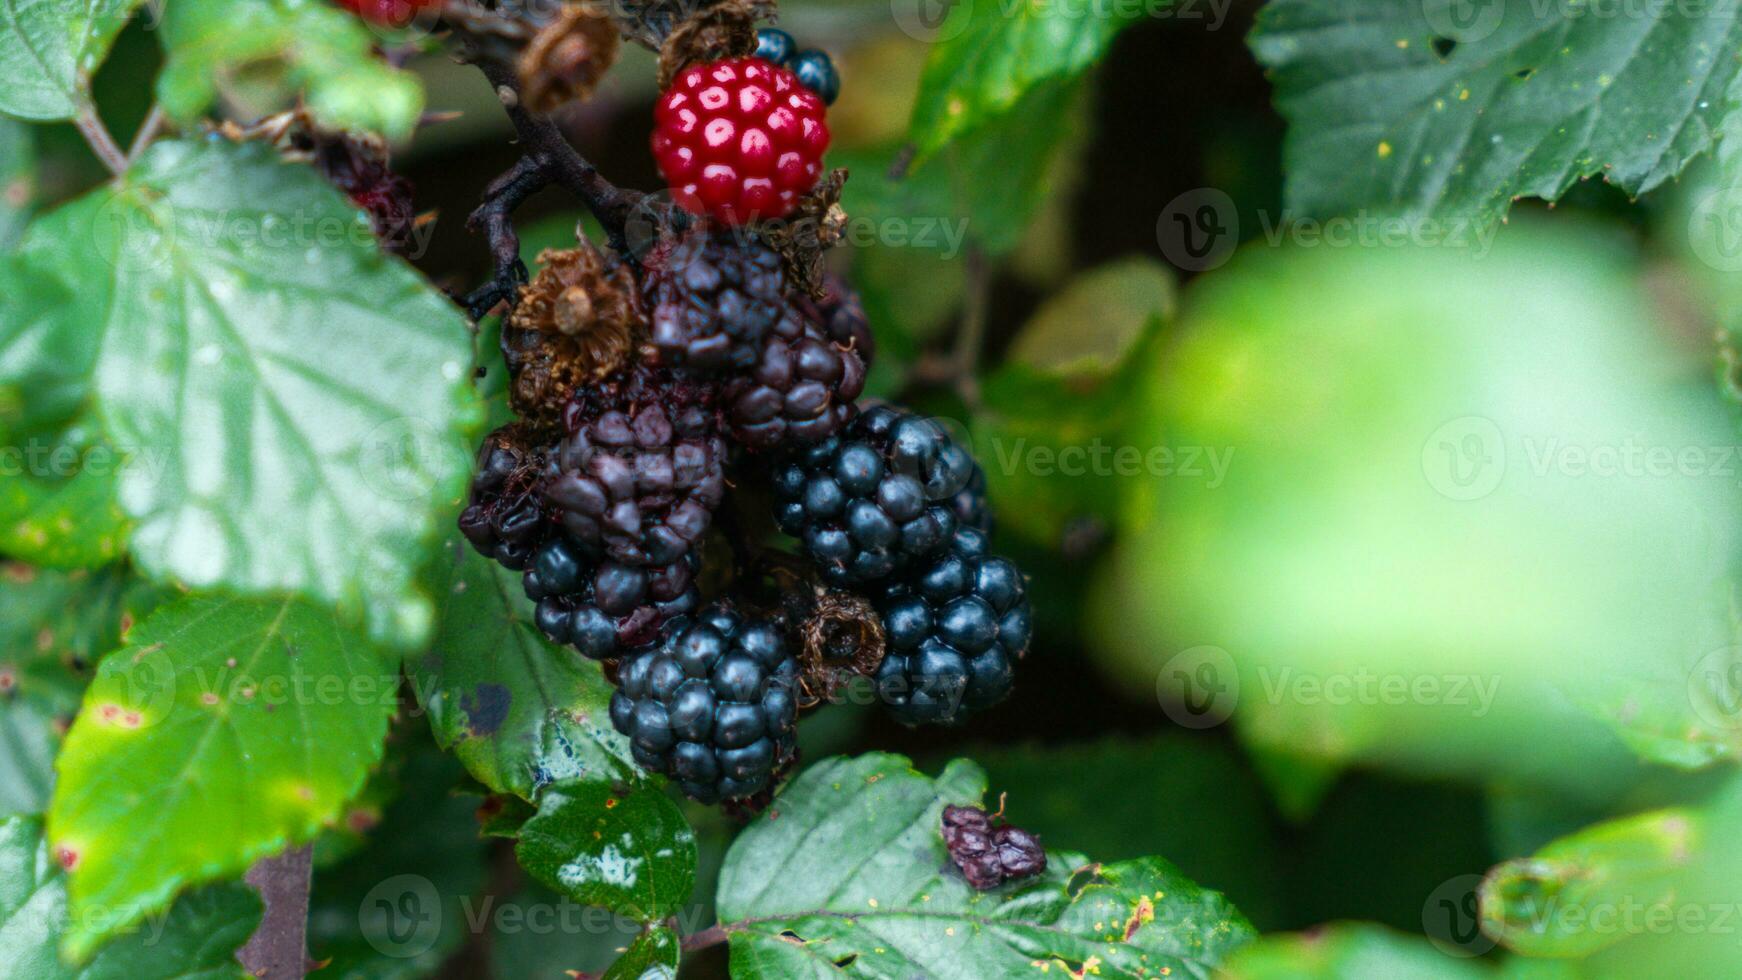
[
  {"x1": 652, "y1": 57, "x2": 831, "y2": 225},
  {"x1": 334, "y1": 0, "x2": 439, "y2": 26}
]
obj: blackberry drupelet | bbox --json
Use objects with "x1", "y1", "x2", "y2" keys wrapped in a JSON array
[
  {"x1": 770, "y1": 406, "x2": 972, "y2": 584},
  {"x1": 721, "y1": 307, "x2": 866, "y2": 450},
  {"x1": 458, "y1": 426, "x2": 554, "y2": 571},
  {"x1": 524, "y1": 535, "x2": 701, "y2": 661},
  {"x1": 753, "y1": 27, "x2": 796, "y2": 66},
  {"x1": 874, "y1": 527, "x2": 1031, "y2": 726},
  {"x1": 542, "y1": 366, "x2": 727, "y2": 568},
  {"x1": 790, "y1": 49, "x2": 839, "y2": 105},
  {"x1": 644, "y1": 228, "x2": 789, "y2": 373},
  {"x1": 609, "y1": 602, "x2": 800, "y2": 803}
]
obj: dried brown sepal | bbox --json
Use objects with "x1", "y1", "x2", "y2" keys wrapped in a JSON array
[
  {"x1": 795, "y1": 588, "x2": 886, "y2": 709},
  {"x1": 503, "y1": 241, "x2": 646, "y2": 424},
  {"x1": 519, "y1": 3, "x2": 621, "y2": 113},
  {"x1": 655, "y1": 0, "x2": 773, "y2": 89},
  {"x1": 757, "y1": 167, "x2": 849, "y2": 301}
]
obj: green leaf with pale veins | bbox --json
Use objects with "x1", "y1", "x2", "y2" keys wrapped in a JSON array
[
  {"x1": 907, "y1": 0, "x2": 1145, "y2": 163},
  {"x1": 0, "y1": 816, "x2": 261, "y2": 978},
  {"x1": 156, "y1": 0, "x2": 423, "y2": 139},
  {"x1": 47, "y1": 595, "x2": 396, "y2": 961},
  {"x1": 0, "y1": 0, "x2": 145, "y2": 120},
  {"x1": 412, "y1": 540, "x2": 635, "y2": 801},
  {"x1": 717, "y1": 753, "x2": 1255, "y2": 979},
  {"x1": 516, "y1": 782, "x2": 697, "y2": 923},
  {"x1": 1250, "y1": 0, "x2": 1742, "y2": 230},
  {"x1": 12, "y1": 138, "x2": 482, "y2": 646}
]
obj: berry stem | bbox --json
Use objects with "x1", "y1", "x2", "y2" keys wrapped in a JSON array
[
  {"x1": 680, "y1": 923, "x2": 731, "y2": 952},
  {"x1": 472, "y1": 52, "x2": 642, "y2": 232},
  {"x1": 73, "y1": 102, "x2": 128, "y2": 177},
  {"x1": 126, "y1": 104, "x2": 169, "y2": 164},
  {"x1": 952, "y1": 244, "x2": 990, "y2": 409},
  {"x1": 462, "y1": 154, "x2": 549, "y2": 319}
]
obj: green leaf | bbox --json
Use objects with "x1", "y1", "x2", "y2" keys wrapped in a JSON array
[
  {"x1": 413, "y1": 540, "x2": 635, "y2": 801},
  {"x1": 1473, "y1": 773, "x2": 1742, "y2": 974},
  {"x1": 603, "y1": 925, "x2": 679, "y2": 979},
  {"x1": 0, "y1": 422, "x2": 131, "y2": 570},
  {"x1": 156, "y1": 0, "x2": 423, "y2": 139},
  {"x1": 907, "y1": 0, "x2": 1142, "y2": 163},
  {"x1": 0, "y1": 0, "x2": 144, "y2": 121},
  {"x1": 0, "y1": 563, "x2": 166, "y2": 819},
  {"x1": 971, "y1": 313, "x2": 1168, "y2": 547},
  {"x1": 920, "y1": 80, "x2": 1084, "y2": 255},
  {"x1": 47, "y1": 595, "x2": 396, "y2": 961},
  {"x1": 0, "y1": 815, "x2": 261, "y2": 979},
  {"x1": 1004, "y1": 258, "x2": 1174, "y2": 378},
  {"x1": 717, "y1": 753, "x2": 1255, "y2": 979},
  {"x1": 13, "y1": 138, "x2": 482, "y2": 647},
  {"x1": 0, "y1": 117, "x2": 32, "y2": 247},
  {"x1": 1481, "y1": 807, "x2": 1693, "y2": 958},
  {"x1": 1088, "y1": 221, "x2": 1739, "y2": 799},
  {"x1": 1220, "y1": 923, "x2": 1494, "y2": 979},
  {"x1": 965, "y1": 734, "x2": 1285, "y2": 928},
  {"x1": 0, "y1": 247, "x2": 103, "y2": 569},
  {"x1": 0, "y1": 251, "x2": 90, "y2": 438},
  {"x1": 1249, "y1": 0, "x2": 1742, "y2": 230},
  {"x1": 309, "y1": 734, "x2": 489, "y2": 977},
  {"x1": 515, "y1": 782, "x2": 697, "y2": 923}
]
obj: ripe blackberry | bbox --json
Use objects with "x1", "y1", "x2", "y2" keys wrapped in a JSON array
[
  {"x1": 643, "y1": 228, "x2": 787, "y2": 373},
  {"x1": 770, "y1": 407, "x2": 972, "y2": 584},
  {"x1": 797, "y1": 274, "x2": 874, "y2": 370},
  {"x1": 541, "y1": 366, "x2": 727, "y2": 568},
  {"x1": 458, "y1": 426, "x2": 554, "y2": 571},
  {"x1": 721, "y1": 309, "x2": 866, "y2": 450},
  {"x1": 524, "y1": 535, "x2": 701, "y2": 661},
  {"x1": 874, "y1": 527, "x2": 1031, "y2": 726},
  {"x1": 942, "y1": 805, "x2": 1046, "y2": 890},
  {"x1": 609, "y1": 602, "x2": 800, "y2": 803},
  {"x1": 950, "y1": 457, "x2": 992, "y2": 533}
]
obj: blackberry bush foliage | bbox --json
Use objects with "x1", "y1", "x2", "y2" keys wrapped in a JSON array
[{"x1": 27, "y1": 0, "x2": 1666, "y2": 971}]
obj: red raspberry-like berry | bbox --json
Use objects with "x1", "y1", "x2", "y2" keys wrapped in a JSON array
[
  {"x1": 334, "y1": 0, "x2": 438, "y2": 26},
  {"x1": 652, "y1": 57, "x2": 831, "y2": 225}
]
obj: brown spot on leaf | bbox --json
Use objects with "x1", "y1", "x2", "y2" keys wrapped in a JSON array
[
  {"x1": 1124, "y1": 896, "x2": 1155, "y2": 941},
  {"x1": 54, "y1": 845, "x2": 80, "y2": 871}
]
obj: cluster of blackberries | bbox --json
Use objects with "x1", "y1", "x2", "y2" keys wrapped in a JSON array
[
  {"x1": 942, "y1": 805, "x2": 1047, "y2": 891},
  {"x1": 460, "y1": 218, "x2": 1030, "y2": 806}
]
